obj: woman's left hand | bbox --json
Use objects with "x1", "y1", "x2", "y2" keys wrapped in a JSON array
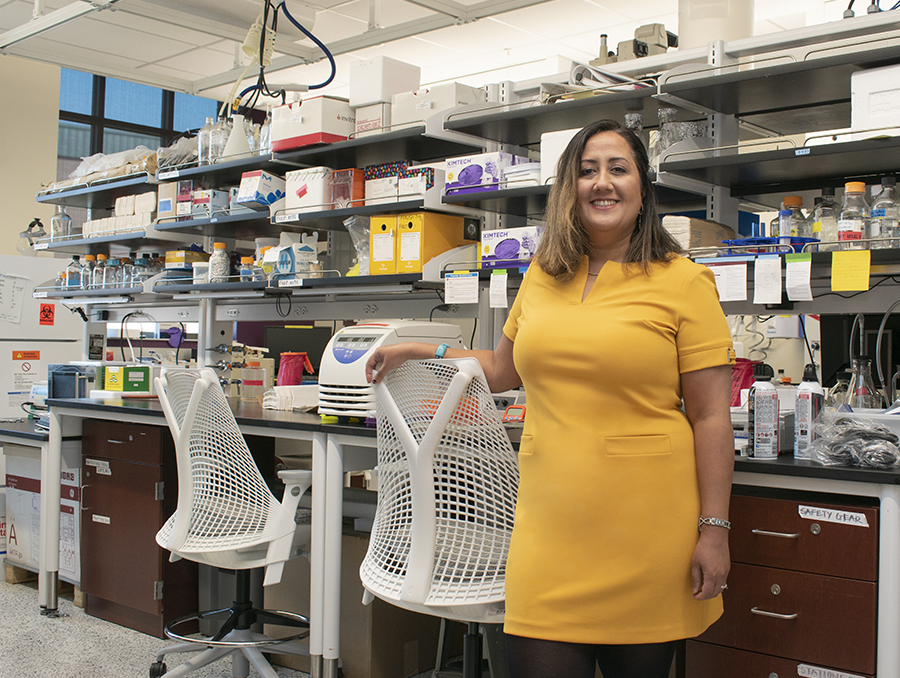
[{"x1": 691, "y1": 531, "x2": 731, "y2": 600}]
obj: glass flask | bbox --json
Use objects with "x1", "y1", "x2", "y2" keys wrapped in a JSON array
[
  {"x1": 826, "y1": 370, "x2": 851, "y2": 407},
  {"x1": 846, "y1": 357, "x2": 884, "y2": 409}
]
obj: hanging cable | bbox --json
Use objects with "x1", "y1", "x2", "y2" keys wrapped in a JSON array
[
  {"x1": 278, "y1": 1, "x2": 337, "y2": 90},
  {"x1": 799, "y1": 316, "x2": 815, "y2": 366}
]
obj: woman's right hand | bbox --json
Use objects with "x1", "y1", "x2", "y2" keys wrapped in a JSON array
[{"x1": 365, "y1": 342, "x2": 430, "y2": 384}]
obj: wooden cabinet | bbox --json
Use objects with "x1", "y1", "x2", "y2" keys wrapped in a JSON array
[
  {"x1": 80, "y1": 419, "x2": 198, "y2": 638},
  {"x1": 688, "y1": 488, "x2": 879, "y2": 677}
]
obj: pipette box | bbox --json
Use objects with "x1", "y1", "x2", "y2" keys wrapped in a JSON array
[{"x1": 391, "y1": 82, "x2": 486, "y2": 128}]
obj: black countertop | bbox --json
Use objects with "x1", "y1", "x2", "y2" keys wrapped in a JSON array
[
  {"x1": 33, "y1": 399, "x2": 900, "y2": 486},
  {"x1": 45, "y1": 397, "x2": 377, "y2": 439}
]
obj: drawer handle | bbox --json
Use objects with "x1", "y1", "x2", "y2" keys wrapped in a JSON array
[
  {"x1": 106, "y1": 439, "x2": 125, "y2": 444},
  {"x1": 751, "y1": 529, "x2": 799, "y2": 539},
  {"x1": 751, "y1": 607, "x2": 798, "y2": 620}
]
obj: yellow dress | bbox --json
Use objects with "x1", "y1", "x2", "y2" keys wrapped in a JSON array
[{"x1": 502, "y1": 255, "x2": 734, "y2": 644}]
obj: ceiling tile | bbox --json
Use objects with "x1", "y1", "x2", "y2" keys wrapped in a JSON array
[
  {"x1": 155, "y1": 46, "x2": 239, "y2": 75},
  {"x1": 90, "y1": 9, "x2": 222, "y2": 47}
]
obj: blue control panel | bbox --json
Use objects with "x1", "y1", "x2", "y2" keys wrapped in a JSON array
[{"x1": 331, "y1": 335, "x2": 379, "y2": 364}]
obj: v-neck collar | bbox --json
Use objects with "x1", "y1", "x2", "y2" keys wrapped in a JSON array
[{"x1": 574, "y1": 256, "x2": 622, "y2": 304}]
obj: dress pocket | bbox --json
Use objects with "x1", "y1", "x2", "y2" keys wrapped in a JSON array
[
  {"x1": 605, "y1": 434, "x2": 672, "y2": 457},
  {"x1": 517, "y1": 433, "x2": 534, "y2": 456}
]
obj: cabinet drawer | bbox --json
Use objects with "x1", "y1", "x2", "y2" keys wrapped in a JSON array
[
  {"x1": 83, "y1": 419, "x2": 169, "y2": 465},
  {"x1": 698, "y1": 563, "x2": 876, "y2": 675},
  {"x1": 686, "y1": 641, "x2": 874, "y2": 678},
  {"x1": 730, "y1": 493, "x2": 878, "y2": 581}
]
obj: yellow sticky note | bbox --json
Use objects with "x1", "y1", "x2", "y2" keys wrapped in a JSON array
[{"x1": 831, "y1": 250, "x2": 871, "y2": 292}]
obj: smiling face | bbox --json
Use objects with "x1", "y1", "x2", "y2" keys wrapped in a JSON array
[{"x1": 576, "y1": 131, "x2": 644, "y2": 254}]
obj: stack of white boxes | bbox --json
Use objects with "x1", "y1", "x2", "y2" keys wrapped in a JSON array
[
  {"x1": 350, "y1": 56, "x2": 420, "y2": 138},
  {"x1": 391, "y1": 82, "x2": 486, "y2": 129},
  {"x1": 83, "y1": 191, "x2": 156, "y2": 237}
]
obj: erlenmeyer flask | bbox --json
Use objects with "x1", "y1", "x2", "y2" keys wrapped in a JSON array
[{"x1": 847, "y1": 357, "x2": 884, "y2": 409}]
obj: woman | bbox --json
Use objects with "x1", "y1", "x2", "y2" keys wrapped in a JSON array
[{"x1": 366, "y1": 119, "x2": 735, "y2": 678}]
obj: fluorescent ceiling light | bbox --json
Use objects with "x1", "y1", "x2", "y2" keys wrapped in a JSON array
[{"x1": 0, "y1": 0, "x2": 122, "y2": 51}]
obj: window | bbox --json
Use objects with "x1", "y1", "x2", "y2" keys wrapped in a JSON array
[
  {"x1": 105, "y1": 78, "x2": 164, "y2": 127},
  {"x1": 174, "y1": 92, "x2": 219, "y2": 133}
]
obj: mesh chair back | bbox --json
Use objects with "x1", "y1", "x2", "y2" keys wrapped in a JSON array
[
  {"x1": 155, "y1": 368, "x2": 287, "y2": 564},
  {"x1": 360, "y1": 358, "x2": 518, "y2": 622}
]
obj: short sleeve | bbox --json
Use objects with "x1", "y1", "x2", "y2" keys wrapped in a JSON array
[
  {"x1": 677, "y1": 263, "x2": 736, "y2": 373},
  {"x1": 502, "y1": 266, "x2": 532, "y2": 342}
]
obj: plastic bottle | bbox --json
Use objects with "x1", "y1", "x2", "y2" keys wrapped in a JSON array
[
  {"x1": 92, "y1": 254, "x2": 107, "y2": 289},
  {"x1": 812, "y1": 187, "x2": 840, "y2": 251},
  {"x1": 795, "y1": 364, "x2": 825, "y2": 459},
  {"x1": 783, "y1": 195, "x2": 810, "y2": 238},
  {"x1": 131, "y1": 257, "x2": 150, "y2": 286},
  {"x1": 838, "y1": 181, "x2": 870, "y2": 250},
  {"x1": 241, "y1": 361, "x2": 266, "y2": 402},
  {"x1": 197, "y1": 116, "x2": 215, "y2": 165},
  {"x1": 81, "y1": 254, "x2": 96, "y2": 289},
  {"x1": 103, "y1": 258, "x2": 121, "y2": 289},
  {"x1": 748, "y1": 363, "x2": 780, "y2": 459},
  {"x1": 870, "y1": 176, "x2": 899, "y2": 249},
  {"x1": 847, "y1": 357, "x2": 884, "y2": 409},
  {"x1": 64, "y1": 255, "x2": 82, "y2": 289},
  {"x1": 239, "y1": 256, "x2": 265, "y2": 282},
  {"x1": 209, "y1": 242, "x2": 230, "y2": 283}
]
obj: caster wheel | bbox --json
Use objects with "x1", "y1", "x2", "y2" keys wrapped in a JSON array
[{"x1": 149, "y1": 661, "x2": 167, "y2": 677}]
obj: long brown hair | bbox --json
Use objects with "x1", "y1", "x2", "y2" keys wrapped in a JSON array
[{"x1": 535, "y1": 119, "x2": 681, "y2": 280}]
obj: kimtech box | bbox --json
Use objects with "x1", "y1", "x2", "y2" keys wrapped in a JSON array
[
  {"x1": 481, "y1": 226, "x2": 544, "y2": 269},
  {"x1": 444, "y1": 152, "x2": 535, "y2": 196}
]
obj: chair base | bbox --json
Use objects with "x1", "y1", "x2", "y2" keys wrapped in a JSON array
[
  {"x1": 152, "y1": 604, "x2": 310, "y2": 678},
  {"x1": 151, "y1": 627, "x2": 310, "y2": 678}
]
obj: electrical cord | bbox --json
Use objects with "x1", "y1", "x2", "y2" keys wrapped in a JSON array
[
  {"x1": 814, "y1": 274, "x2": 900, "y2": 299},
  {"x1": 276, "y1": 292, "x2": 292, "y2": 317},
  {"x1": 176, "y1": 321, "x2": 185, "y2": 366},
  {"x1": 430, "y1": 304, "x2": 450, "y2": 321},
  {"x1": 279, "y1": 1, "x2": 337, "y2": 90},
  {"x1": 799, "y1": 315, "x2": 815, "y2": 365},
  {"x1": 470, "y1": 318, "x2": 478, "y2": 350}
]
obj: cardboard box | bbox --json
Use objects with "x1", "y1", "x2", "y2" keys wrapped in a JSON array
[
  {"x1": 481, "y1": 226, "x2": 544, "y2": 269},
  {"x1": 5, "y1": 442, "x2": 82, "y2": 583},
  {"x1": 285, "y1": 167, "x2": 333, "y2": 213},
  {"x1": 444, "y1": 152, "x2": 535, "y2": 196},
  {"x1": 370, "y1": 215, "x2": 398, "y2": 274},
  {"x1": 661, "y1": 216, "x2": 737, "y2": 250},
  {"x1": 157, "y1": 182, "x2": 178, "y2": 220},
  {"x1": 396, "y1": 212, "x2": 477, "y2": 274},
  {"x1": 271, "y1": 96, "x2": 355, "y2": 152},
  {"x1": 851, "y1": 63, "x2": 900, "y2": 140},
  {"x1": 176, "y1": 180, "x2": 196, "y2": 220},
  {"x1": 331, "y1": 168, "x2": 366, "y2": 209},
  {"x1": 365, "y1": 176, "x2": 400, "y2": 206},
  {"x1": 540, "y1": 128, "x2": 580, "y2": 185},
  {"x1": 191, "y1": 189, "x2": 230, "y2": 218},
  {"x1": 391, "y1": 83, "x2": 486, "y2": 128},
  {"x1": 266, "y1": 533, "x2": 443, "y2": 678},
  {"x1": 349, "y1": 56, "x2": 421, "y2": 108},
  {"x1": 165, "y1": 250, "x2": 210, "y2": 269},
  {"x1": 355, "y1": 103, "x2": 391, "y2": 138},
  {"x1": 236, "y1": 170, "x2": 286, "y2": 211}
]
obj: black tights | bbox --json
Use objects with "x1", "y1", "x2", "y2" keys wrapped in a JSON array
[{"x1": 506, "y1": 634, "x2": 677, "y2": 678}]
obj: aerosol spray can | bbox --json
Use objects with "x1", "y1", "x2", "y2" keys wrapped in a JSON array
[
  {"x1": 794, "y1": 364, "x2": 825, "y2": 459},
  {"x1": 748, "y1": 363, "x2": 779, "y2": 459}
]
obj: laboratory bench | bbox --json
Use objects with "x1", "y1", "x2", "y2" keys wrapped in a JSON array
[
  {"x1": 13, "y1": 401, "x2": 900, "y2": 677},
  {"x1": 38, "y1": 397, "x2": 376, "y2": 678}
]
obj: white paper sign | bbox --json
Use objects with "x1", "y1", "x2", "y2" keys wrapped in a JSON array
[
  {"x1": 798, "y1": 504, "x2": 869, "y2": 527},
  {"x1": 785, "y1": 257, "x2": 813, "y2": 301},
  {"x1": 700, "y1": 259, "x2": 748, "y2": 302},
  {"x1": 372, "y1": 232, "x2": 394, "y2": 262},
  {"x1": 489, "y1": 270, "x2": 508, "y2": 308},
  {"x1": 399, "y1": 231, "x2": 420, "y2": 262},
  {"x1": 797, "y1": 663, "x2": 865, "y2": 678},
  {"x1": 0, "y1": 273, "x2": 28, "y2": 324},
  {"x1": 753, "y1": 255, "x2": 783, "y2": 305},
  {"x1": 444, "y1": 272, "x2": 479, "y2": 305}
]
